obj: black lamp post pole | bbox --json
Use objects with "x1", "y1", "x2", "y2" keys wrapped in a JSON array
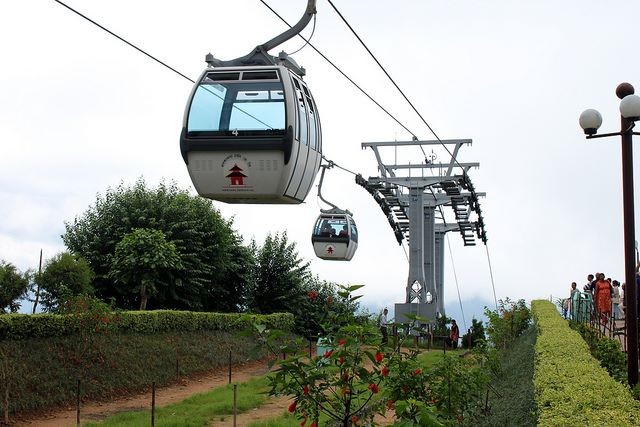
[
  {"x1": 620, "y1": 107, "x2": 639, "y2": 387},
  {"x1": 584, "y1": 83, "x2": 640, "y2": 386}
]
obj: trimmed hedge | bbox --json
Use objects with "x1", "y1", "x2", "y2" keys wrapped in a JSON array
[
  {"x1": 0, "y1": 311, "x2": 293, "y2": 340},
  {"x1": 532, "y1": 300, "x2": 640, "y2": 426}
]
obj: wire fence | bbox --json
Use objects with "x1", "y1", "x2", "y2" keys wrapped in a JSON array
[{"x1": 569, "y1": 292, "x2": 626, "y2": 352}]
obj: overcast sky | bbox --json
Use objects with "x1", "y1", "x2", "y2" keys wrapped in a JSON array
[{"x1": 3, "y1": 0, "x2": 640, "y2": 327}]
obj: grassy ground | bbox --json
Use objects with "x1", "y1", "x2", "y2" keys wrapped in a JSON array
[
  {"x1": 0, "y1": 330, "x2": 261, "y2": 414},
  {"x1": 84, "y1": 376, "x2": 269, "y2": 426},
  {"x1": 477, "y1": 326, "x2": 537, "y2": 427},
  {"x1": 416, "y1": 348, "x2": 463, "y2": 366}
]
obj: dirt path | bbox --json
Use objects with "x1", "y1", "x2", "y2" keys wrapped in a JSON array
[
  {"x1": 14, "y1": 358, "x2": 271, "y2": 427},
  {"x1": 13, "y1": 354, "x2": 398, "y2": 427}
]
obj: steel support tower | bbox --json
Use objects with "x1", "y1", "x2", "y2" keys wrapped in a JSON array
[{"x1": 358, "y1": 139, "x2": 486, "y2": 324}]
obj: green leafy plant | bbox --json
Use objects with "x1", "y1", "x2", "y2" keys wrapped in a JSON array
[
  {"x1": 484, "y1": 298, "x2": 531, "y2": 349},
  {"x1": 256, "y1": 285, "x2": 391, "y2": 426}
]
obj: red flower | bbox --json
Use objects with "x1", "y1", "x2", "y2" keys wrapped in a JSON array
[
  {"x1": 375, "y1": 352, "x2": 383, "y2": 363},
  {"x1": 338, "y1": 338, "x2": 346, "y2": 346},
  {"x1": 303, "y1": 385, "x2": 309, "y2": 395},
  {"x1": 307, "y1": 291, "x2": 318, "y2": 300},
  {"x1": 300, "y1": 416, "x2": 307, "y2": 426},
  {"x1": 339, "y1": 356, "x2": 344, "y2": 365},
  {"x1": 323, "y1": 350, "x2": 333, "y2": 358},
  {"x1": 368, "y1": 383, "x2": 379, "y2": 393},
  {"x1": 381, "y1": 366, "x2": 389, "y2": 377},
  {"x1": 351, "y1": 415, "x2": 359, "y2": 424},
  {"x1": 288, "y1": 401, "x2": 297, "y2": 413},
  {"x1": 386, "y1": 399, "x2": 394, "y2": 410},
  {"x1": 413, "y1": 368, "x2": 422, "y2": 375},
  {"x1": 310, "y1": 423, "x2": 317, "y2": 427}
]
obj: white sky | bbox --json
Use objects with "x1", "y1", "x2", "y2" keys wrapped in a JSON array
[{"x1": 3, "y1": 0, "x2": 640, "y2": 324}]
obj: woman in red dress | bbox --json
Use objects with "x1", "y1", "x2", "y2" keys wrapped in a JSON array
[{"x1": 594, "y1": 273, "x2": 612, "y2": 323}]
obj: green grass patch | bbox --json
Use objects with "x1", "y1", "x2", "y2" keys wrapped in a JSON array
[
  {"x1": 477, "y1": 326, "x2": 537, "y2": 427},
  {"x1": 85, "y1": 376, "x2": 269, "y2": 426},
  {"x1": 248, "y1": 408, "x2": 336, "y2": 427},
  {"x1": 416, "y1": 348, "x2": 463, "y2": 367}
]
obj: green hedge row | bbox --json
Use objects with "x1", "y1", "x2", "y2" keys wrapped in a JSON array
[
  {"x1": 532, "y1": 300, "x2": 640, "y2": 426},
  {"x1": 0, "y1": 311, "x2": 293, "y2": 340}
]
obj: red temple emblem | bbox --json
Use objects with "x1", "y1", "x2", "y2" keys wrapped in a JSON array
[{"x1": 226, "y1": 164, "x2": 247, "y2": 186}]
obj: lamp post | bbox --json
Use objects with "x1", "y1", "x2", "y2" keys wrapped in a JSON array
[{"x1": 579, "y1": 82, "x2": 640, "y2": 387}]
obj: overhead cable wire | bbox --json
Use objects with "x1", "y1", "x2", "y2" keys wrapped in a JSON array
[
  {"x1": 328, "y1": 0, "x2": 497, "y2": 310},
  {"x1": 446, "y1": 234, "x2": 467, "y2": 332},
  {"x1": 325, "y1": 0, "x2": 467, "y2": 173},
  {"x1": 52, "y1": 0, "x2": 278, "y2": 130},
  {"x1": 485, "y1": 243, "x2": 499, "y2": 311},
  {"x1": 257, "y1": 0, "x2": 419, "y2": 139},
  {"x1": 52, "y1": 0, "x2": 195, "y2": 83},
  {"x1": 289, "y1": 14, "x2": 317, "y2": 55}
]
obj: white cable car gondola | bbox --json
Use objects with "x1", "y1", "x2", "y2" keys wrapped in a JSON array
[
  {"x1": 180, "y1": 1, "x2": 321, "y2": 204},
  {"x1": 311, "y1": 163, "x2": 358, "y2": 261}
]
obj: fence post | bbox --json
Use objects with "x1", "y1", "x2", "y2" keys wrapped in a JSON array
[
  {"x1": 228, "y1": 350, "x2": 232, "y2": 385},
  {"x1": 309, "y1": 337, "x2": 313, "y2": 358},
  {"x1": 233, "y1": 384, "x2": 237, "y2": 427},
  {"x1": 4, "y1": 385, "x2": 9, "y2": 425},
  {"x1": 76, "y1": 379, "x2": 81, "y2": 427},
  {"x1": 151, "y1": 382, "x2": 156, "y2": 427}
]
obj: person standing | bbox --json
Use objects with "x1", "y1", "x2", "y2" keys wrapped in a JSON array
[
  {"x1": 379, "y1": 308, "x2": 388, "y2": 345},
  {"x1": 594, "y1": 273, "x2": 612, "y2": 323},
  {"x1": 449, "y1": 319, "x2": 460, "y2": 349},
  {"x1": 584, "y1": 274, "x2": 595, "y2": 293},
  {"x1": 570, "y1": 282, "x2": 580, "y2": 320},
  {"x1": 612, "y1": 280, "x2": 622, "y2": 320}
]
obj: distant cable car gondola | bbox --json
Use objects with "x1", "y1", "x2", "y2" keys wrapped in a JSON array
[
  {"x1": 180, "y1": 0, "x2": 321, "y2": 204},
  {"x1": 312, "y1": 209, "x2": 358, "y2": 261},
  {"x1": 311, "y1": 163, "x2": 358, "y2": 261}
]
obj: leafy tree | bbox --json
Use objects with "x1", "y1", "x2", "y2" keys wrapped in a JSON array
[
  {"x1": 461, "y1": 318, "x2": 486, "y2": 348},
  {"x1": 0, "y1": 261, "x2": 29, "y2": 313},
  {"x1": 63, "y1": 179, "x2": 248, "y2": 311},
  {"x1": 293, "y1": 276, "x2": 360, "y2": 338},
  {"x1": 248, "y1": 232, "x2": 310, "y2": 314},
  {"x1": 484, "y1": 298, "x2": 531, "y2": 349},
  {"x1": 110, "y1": 228, "x2": 183, "y2": 310},
  {"x1": 36, "y1": 252, "x2": 94, "y2": 312}
]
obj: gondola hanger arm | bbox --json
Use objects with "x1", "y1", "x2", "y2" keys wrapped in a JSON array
[
  {"x1": 261, "y1": 0, "x2": 317, "y2": 52},
  {"x1": 317, "y1": 162, "x2": 352, "y2": 216},
  {"x1": 205, "y1": 0, "x2": 316, "y2": 76}
]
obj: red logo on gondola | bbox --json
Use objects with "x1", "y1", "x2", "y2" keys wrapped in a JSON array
[
  {"x1": 226, "y1": 164, "x2": 247, "y2": 186},
  {"x1": 325, "y1": 245, "x2": 335, "y2": 255}
]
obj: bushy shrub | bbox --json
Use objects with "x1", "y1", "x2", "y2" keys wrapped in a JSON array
[
  {"x1": 532, "y1": 300, "x2": 640, "y2": 426},
  {"x1": 571, "y1": 322, "x2": 626, "y2": 383},
  {"x1": 0, "y1": 310, "x2": 293, "y2": 340},
  {"x1": 485, "y1": 298, "x2": 531, "y2": 348}
]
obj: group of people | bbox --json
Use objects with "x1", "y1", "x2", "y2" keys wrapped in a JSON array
[
  {"x1": 378, "y1": 308, "x2": 460, "y2": 348},
  {"x1": 563, "y1": 273, "x2": 624, "y2": 322}
]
